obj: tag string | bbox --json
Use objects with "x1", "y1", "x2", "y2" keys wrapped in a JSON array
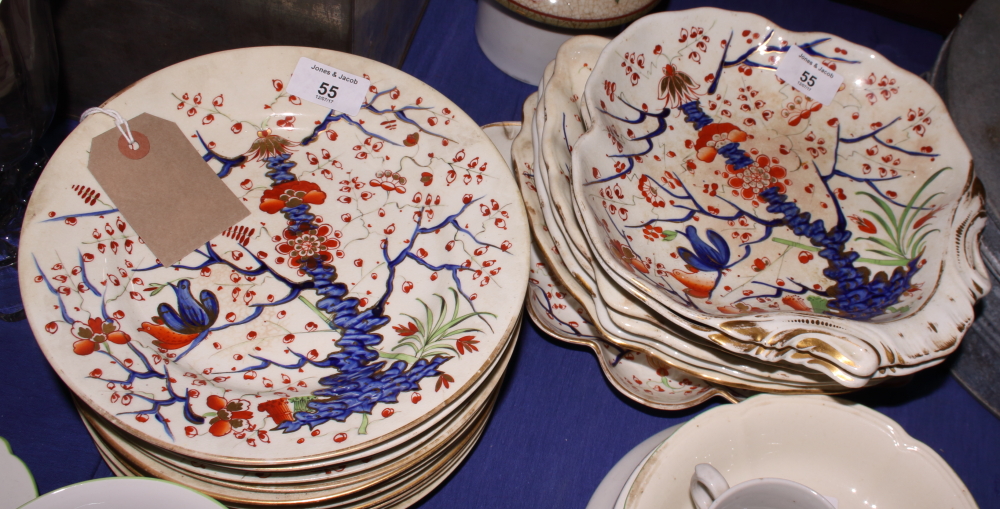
[{"x1": 81, "y1": 107, "x2": 138, "y2": 150}]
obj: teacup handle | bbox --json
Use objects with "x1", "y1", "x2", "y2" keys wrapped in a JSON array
[{"x1": 690, "y1": 463, "x2": 730, "y2": 509}]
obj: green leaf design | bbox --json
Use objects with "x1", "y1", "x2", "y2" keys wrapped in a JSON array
[
  {"x1": 662, "y1": 230, "x2": 678, "y2": 241},
  {"x1": 148, "y1": 283, "x2": 167, "y2": 296},
  {"x1": 396, "y1": 288, "x2": 496, "y2": 362},
  {"x1": 807, "y1": 295, "x2": 829, "y2": 314},
  {"x1": 853, "y1": 168, "x2": 950, "y2": 264}
]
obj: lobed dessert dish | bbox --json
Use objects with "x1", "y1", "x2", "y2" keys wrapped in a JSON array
[
  {"x1": 572, "y1": 8, "x2": 986, "y2": 387},
  {"x1": 521, "y1": 35, "x2": 860, "y2": 398},
  {"x1": 520, "y1": 7, "x2": 986, "y2": 403}
]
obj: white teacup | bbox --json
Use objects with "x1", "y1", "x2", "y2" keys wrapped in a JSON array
[{"x1": 690, "y1": 464, "x2": 837, "y2": 509}]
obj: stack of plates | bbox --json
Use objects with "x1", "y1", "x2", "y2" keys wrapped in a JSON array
[
  {"x1": 519, "y1": 7, "x2": 988, "y2": 408},
  {"x1": 19, "y1": 47, "x2": 529, "y2": 507},
  {"x1": 590, "y1": 395, "x2": 978, "y2": 509}
]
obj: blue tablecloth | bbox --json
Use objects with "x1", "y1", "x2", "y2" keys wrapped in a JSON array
[{"x1": 3, "y1": 0, "x2": 999, "y2": 507}]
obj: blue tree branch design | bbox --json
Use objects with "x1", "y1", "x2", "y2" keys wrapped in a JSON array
[
  {"x1": 588, "y1": 92, "x2": 941, "y2": 319},
  {"x1": 301, "y1": 87, "x2": 454, "y2": 147},
  {"x1": 708, "y1": 33, "x2": 860, "y2": 95}
]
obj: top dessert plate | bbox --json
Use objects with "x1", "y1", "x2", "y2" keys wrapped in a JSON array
[
  {"x1": 537, "y1": 36, "x2": 848, "y2": 388},
  {"x1": 20, "y1": 47, "x2": 529, "y2": 464},
  {"x1": 573, "y1": 8, "x2": 988, "y2": 383}
]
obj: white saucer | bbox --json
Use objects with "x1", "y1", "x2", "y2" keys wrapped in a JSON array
[
  {"x1": 623, "y1": 395, "x2": 977, "y2": 509},
  {"x1": 587, "y1": 424, "x2": 681, "y2": 509},
  {"x1": 0, "y1": 438, "x2": 36, "y2": 509}
]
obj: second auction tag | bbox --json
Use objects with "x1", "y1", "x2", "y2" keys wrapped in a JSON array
[
  {"x1": 775, "y1": 45, "x2": 844, "y2": 106},
  {"x1": 288, "y1": 57, "x2": 370, "y2": 116},
  {"x1": 87, "y1": 113, "x2": 250, "y2": 268}
]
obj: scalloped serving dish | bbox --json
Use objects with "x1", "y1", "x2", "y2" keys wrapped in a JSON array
[
  {"x1": 539, "y1": 36, "x2": 848, "y2": 390},
  {"x1": 20, "y1": 47, "x2": 528, "y2": 464},
  {"x1": 574, "y1": 8, "x2": 988, "y2": 385},
  {"x1": 518, "y1": 88, "x2": 848, "y2": 395}
]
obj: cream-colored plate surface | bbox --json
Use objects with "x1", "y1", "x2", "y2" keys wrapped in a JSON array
[{"x1": 625, "y1": 395, "x2": 977, "y2": 509}]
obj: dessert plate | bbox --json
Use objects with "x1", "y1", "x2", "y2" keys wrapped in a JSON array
[
  {"x1": 574, "y1": 8, "x2": 987, "y2": 384},
  {"x1": 519, "y1": 90, "x2": 843, "y2": 394},
  {"x1": 536, "y1": 36, "x2": 844, "y2": 389},
  {"x1": 21, "y1": 46, "x2": 529, "y2": 464},
  {"x1": 78, "y1": 318, "x2": 516, "y2": 487},
  {"x1": 623, "y1": 395, "x2": 977, "y2": 509}
]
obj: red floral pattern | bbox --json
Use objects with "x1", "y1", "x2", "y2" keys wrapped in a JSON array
[
  {"x1": 726, "y1": 155, "x2": 786, "y2": 202},
  {"x1": 638, "y1": 175, "x2": 665, "y2": 207},
  {"x1": 207, "y1": 395, "x2": 253, "y2": 436},
  {"x1": 610, "y1": 239, "x2": 649, "y2": 274},
  {"x1": 780, "y1": 96, "x2": 822, "y2": 126},
  {"x1": 694, "y1": 123, "x2": 747, "y2": 163},
  {"x1": 259, "y1": 181, "x2": 327, "y2": 214},
  {"x1": 276, "y1": 223, "x2": 340, "y2": 268},
  {"x1": 72, "y1": 317, "x2": 130, "y2": 355}
]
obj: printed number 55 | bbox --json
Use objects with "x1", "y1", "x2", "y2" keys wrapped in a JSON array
[
  {"x1": 318, "y1": 82, "x2": 339, "y2": 98},
  {"x1": 799, "y1": 71, "x2": 817, "y2": 87}
]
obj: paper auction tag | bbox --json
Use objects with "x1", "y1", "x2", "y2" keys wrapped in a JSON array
[
  {"x1": 775, "y1": 46, "x2": 844, "y2": 106},
  {"x1": 87, "y1": 113, "x2": 250, "y2": 267},
  {"x1": 287, "y1": 57, "x2": 370, "y2": 116}
]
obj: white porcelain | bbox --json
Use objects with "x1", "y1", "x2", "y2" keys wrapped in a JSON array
[
  {"x1": 624, "y1": 395, "x2": 978, "y2": 509},
  {"x1": 0, "y1": 438, "x2": 36, "y2": 509},
  {"x1": 691, "y1": 463, "x2": 836, "y2": 509},
  {"x1": 586, "y1": 424, "x2": 680, "y2": 509},
  {"x1": 476, "y1": 0, "x2": 573, "y2": 85},
  {"x1": 21, "y1": 47, "x2": 528, "y2": 464},
  {"x1": 19, "y1": 478, "x2": 225, "y2": 509},
  {"x1": 574, "y1": 8, "x2": 987, "y2": 385}
]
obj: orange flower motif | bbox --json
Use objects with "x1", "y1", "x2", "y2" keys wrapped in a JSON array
[
  {"x1": 669, "y1": 269, "x2": 715, "y2": 299},
  {"x1": 207, "y1": 395, "x2": 253, "y2": 437},
  {"x1": 72, "y1": 317, "x2": 130, "y2": 355},
  {"x1": 276, "y1": 223, "x2": 339, "y2": 268},
  {"x1": 726, "y1": 155, "x2": 787, "y2": 202},
  {"x1": 693, "y1": 123, "x2": 747, "y2": 163},
  {"x1": 259, "y1": 180, "x2": 327, "y2": 214},
  {"x1": 609, "y1": 239, "x2": 649, "y2": 274},
  {"x1": 781, "y1": 295, "x2": 812, "y2": 312},
  {"x1": 848, "y1": 215, "x2": 878, "y2": 234},
  {"x1": 370, "y1": 170, "x2": 407, "y2": 194},
  {"x1": 137, "y1": 316, "x2": 199, "y2": 351}
]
